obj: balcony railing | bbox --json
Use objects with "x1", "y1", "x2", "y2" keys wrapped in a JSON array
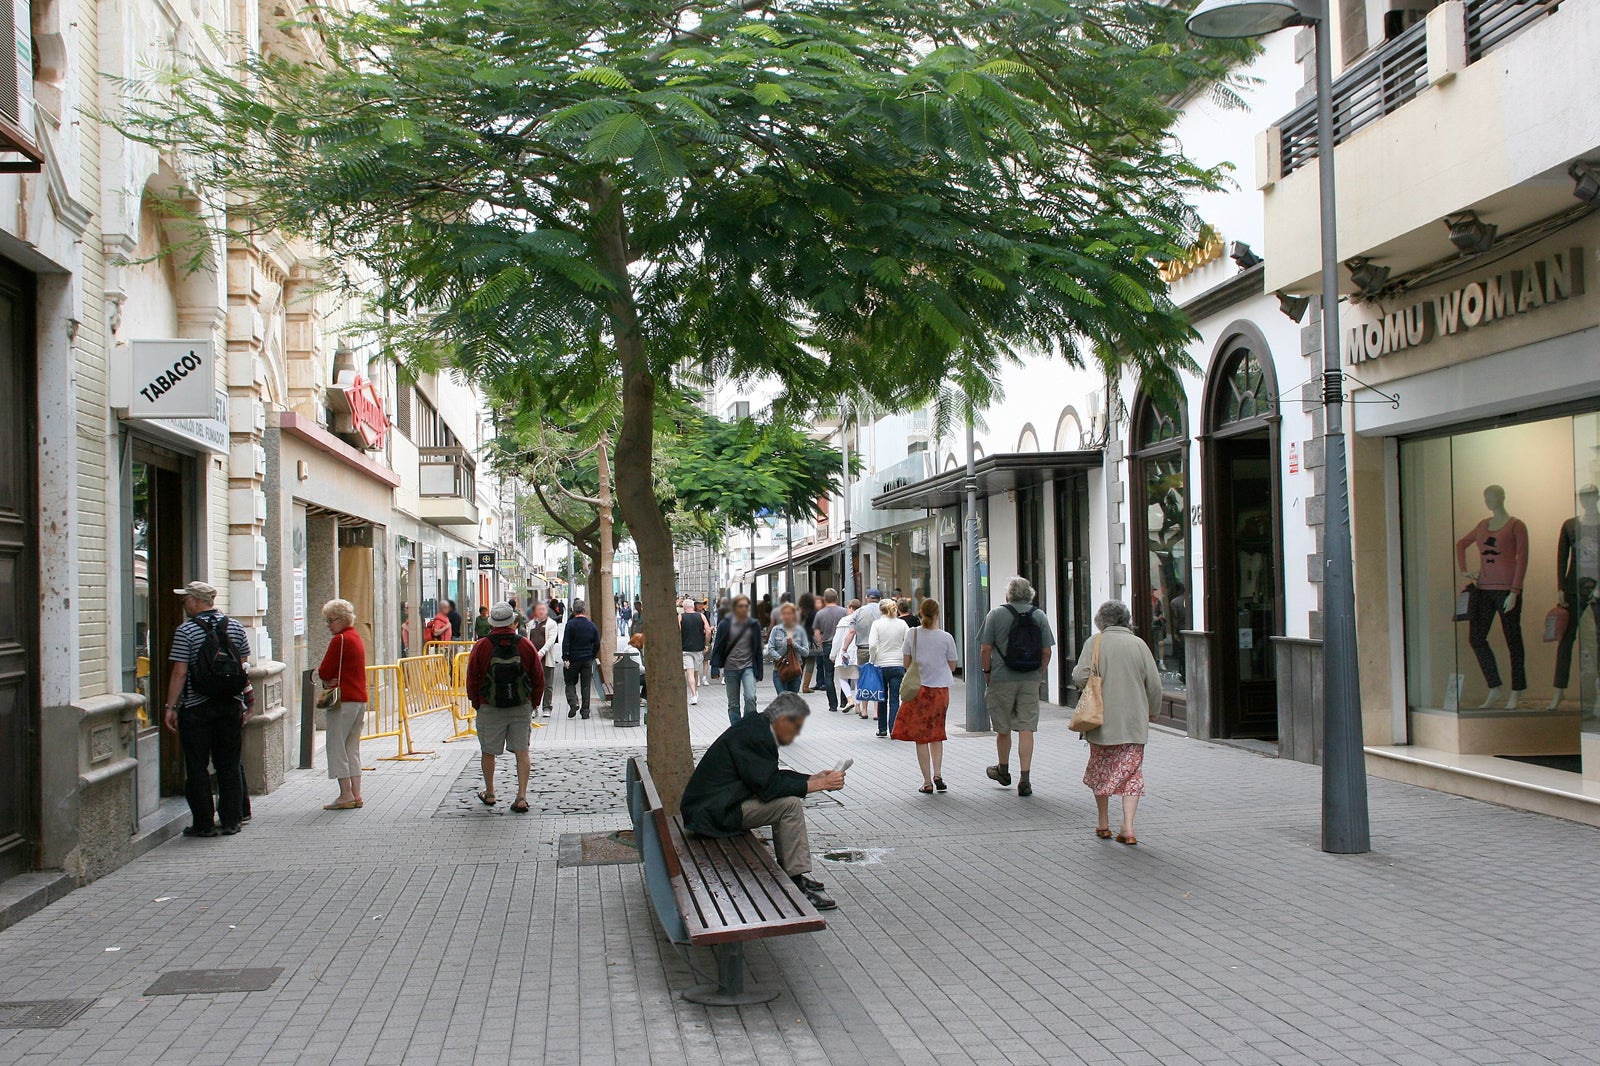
[
  {"x1": 1275, "y1": 0, "x2": 1562, "y2": 179},
  {"x1": 419, "y1": 446, "x2": 477, "y2": 500}
]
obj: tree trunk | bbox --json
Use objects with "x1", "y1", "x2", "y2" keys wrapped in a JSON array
[
  {"x1": 596, "y1": 437, "x2": 616, "y2": 691},
  {"x1": 594, "y1": 179, "x2": 695, "y2": 811}
]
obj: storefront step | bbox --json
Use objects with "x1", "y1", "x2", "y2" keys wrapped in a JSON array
[
  {"x1": 1366, "y1": 745, "x2": 1600, "y2": 828},
  {"x1": 0, "y1": 871, "x2": 74, "y2": 933}
]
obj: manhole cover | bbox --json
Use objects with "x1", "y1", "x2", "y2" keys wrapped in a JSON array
[
  {"x1": 144, "y1": 968, "x2": 283, "y2": 996},
  {"x1": 0, "y1": 999, "x2": 95, "y2": 1029},
  {"x1": 820, "y1": 847, "x2": 890, "y2": 865},
  {"x1": 557, "y1": 830, "x2": 642, "y2": 868}
]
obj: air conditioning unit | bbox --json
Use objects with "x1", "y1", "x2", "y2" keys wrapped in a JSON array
[{"x1": 0, "y1": 0, "x2": 39, "y2": 173}]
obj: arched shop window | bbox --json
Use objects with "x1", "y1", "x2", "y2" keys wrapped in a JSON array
[
  {"x1": 1214, "y1": 345, "x2": 1273, "y2": 429},
  {"x1": 1130, "y1": 390, "x2": 1190, "y2": 711}
]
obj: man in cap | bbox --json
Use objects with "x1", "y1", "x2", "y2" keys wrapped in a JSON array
[
  {"x1": 162, "y1": 581, "x2": 253, "y2": 837},
  {"x1": 466, "y1": 602, "x2": 546, "y2": 812}
]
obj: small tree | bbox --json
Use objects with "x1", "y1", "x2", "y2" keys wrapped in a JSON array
[{"x1": 126, "y1": 0, "x2": 1247, "y2": 806}]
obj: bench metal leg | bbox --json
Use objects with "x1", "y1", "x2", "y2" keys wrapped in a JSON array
[{"x1": 682, "y1": 943, "x2": 780, "y2": 1006}]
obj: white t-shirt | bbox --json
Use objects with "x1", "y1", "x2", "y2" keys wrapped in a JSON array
[
  {"x1": 903, "y1": 626, "x2": 959, "y2": 688},
  {"x1": 869, "y1": 617, "x2": 910, "y2": 667}
]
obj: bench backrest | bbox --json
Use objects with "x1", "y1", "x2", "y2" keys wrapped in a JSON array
[{"x1": 626, "y1": 757, "x2": 689, "y2": 944}]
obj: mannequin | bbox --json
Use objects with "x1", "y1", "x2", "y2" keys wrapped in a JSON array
[
  {"x1": 1549, "y1": 483, "x2": 1600, "y2": 710},
  {"x1": 1455, "y1": 485, "x2": 1528, "y2": 709}
]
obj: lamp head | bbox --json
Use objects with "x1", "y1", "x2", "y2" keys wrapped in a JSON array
[
  {"x1": 1445, "y1": 212, "x2": 1497, "y2": 255},
  {"x1": 1187, "y1": 0, "x2": 1309, "y2": 39}
]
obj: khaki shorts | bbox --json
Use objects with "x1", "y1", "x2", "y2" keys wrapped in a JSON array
[
  {"x1": 476, "y1": 703, "x2": 532, "y2": 755},
  {"x1": 985, "y1": 680, "x2": 1041, "y2": 733},
  {"x1": 682, "y1": 651, "x2": 704, "y2": 672}
]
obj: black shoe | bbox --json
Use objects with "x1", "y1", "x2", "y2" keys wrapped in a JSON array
[
  {"x1": 567, "y1": 709, "x2": 577, "y2": 718},
  {"x1": 934, "y1": 777, "x2": 947, "y2": 792},
  {"x1": 581, "y1": 711, "x2": 590, "y2": 719},
  {"x1": 876, "y1": 730, "x2": 888, "y2": 738},
  {"x1": 986, "y1": 765, "x2": 1012, "y2": 787},
  {"x1": 803, "y1": 887, "x2": 838, "y2": 911},
  {"x1": 220, "y1": 823, "x2": 243, "y2": 835},
  {"x1": 182, "y1": 825, "x2": 218, "y2": 838},
  {"x1": 792, "y1": 874, "x2": 826, "y2": 894},
  {"x1": 1017, "y1": 778, "x2": 1033, "y2": 797}
]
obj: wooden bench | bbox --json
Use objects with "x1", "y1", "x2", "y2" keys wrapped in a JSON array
[{"x1": 626, "y1": 756, "x2": 826, "y2": 1005}]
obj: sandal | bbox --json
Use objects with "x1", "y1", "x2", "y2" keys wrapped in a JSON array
[
  {"x1": 933, "y1": 778, "x2": 947, "y2": 792},
  {"x1": 1096, "y1": 828, "x2": 1113, "y2": 839},
  {"x1": 510, "y1": 797, "x2": 530, "y2": 813},
  {"x1": 1115, "y1": 833, "x2": 1138, "y2": 846},
  {"x1": 323, "y1": 800, "x2": 360, "y2": 811},
  {"x1": 918, "y1": 784, "x2": 935, "y2": 795},
  {"x1": 477, "y1": 790, "x2": 496, "y2": 806}
]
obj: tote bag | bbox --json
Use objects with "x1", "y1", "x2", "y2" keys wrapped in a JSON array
[
  {"x1": 856, "y1": 662, "x2": 885, "y2": 703},
  {"x1": 900, "y1": 628, "x2": 923, "y2": 704},
  {"x1": 1067, "y1": 634, "x2": 1104, "y2": 733}
]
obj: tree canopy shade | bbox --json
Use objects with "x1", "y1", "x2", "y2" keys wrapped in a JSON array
[{"x1": 124, "y1": 0, "x2": 1251, "y2": 805}]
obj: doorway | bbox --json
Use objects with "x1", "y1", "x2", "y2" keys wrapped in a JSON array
[
  {"x1": 942, "y1": 543, "x2": 963, "y2": 671},
  {"x1": 1203, "y1": 329, "x2": 1283, "y2": 741},
  {"x1": 130, "y1": 447, "x2": 194, "y2": 800},
  {"x1": 0, "y1": 262, "x2": 35, "y2": 880},
  {"x1": 1053, "y1": 473, "x2": 1091, "y2": 699}
]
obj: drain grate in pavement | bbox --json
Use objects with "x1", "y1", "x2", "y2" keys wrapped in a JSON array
[
  {"x1": 0, "y1": 999, "x2": 95, "y2": 1029},
  {"x1": 144, "y1": 968, "x2": 283, "y2": 996},
  {"x1": 557, "y1": 830, "x2": 642, "y2": 868}
]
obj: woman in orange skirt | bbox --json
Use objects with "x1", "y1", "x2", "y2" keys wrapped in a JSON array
[{"x1": 891, "y1": 598, "x2": 960, "y2": 794}]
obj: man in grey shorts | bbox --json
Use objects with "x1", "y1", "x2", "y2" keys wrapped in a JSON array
[
  {"x1": 979, "y1": 577, "x2": 1055, "y2": 796},
  {"x1": 465, "y1": 603, "x2": 546, "y2": 813},
  {"x1": 851, "y1": 588, "x2": 882, "y2": 664}
]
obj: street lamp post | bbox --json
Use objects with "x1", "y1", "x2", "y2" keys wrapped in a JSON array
[
  {"x1": 841, "y1": 417, "x2": 855, "y2": 604},
  {"x1": 964, "y1": 416, "x2": 988, "y2": 731},
  {"x1": 1188, "y1": 0, "x2": 1370, "y2": 854}
]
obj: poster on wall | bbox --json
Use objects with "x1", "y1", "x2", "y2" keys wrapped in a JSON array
[{"x1": 292, "y1": 568, "x2": 306, "y2": 636}]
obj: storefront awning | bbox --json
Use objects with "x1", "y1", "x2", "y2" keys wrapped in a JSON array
[
  {"x1": 871, "y1": 450, "x2": 1102, "y2": 511},
  {"x1": 750, "y1": 537, "x2": 845, "y2": 577}
]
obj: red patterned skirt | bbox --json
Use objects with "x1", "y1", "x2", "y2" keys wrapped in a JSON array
[
  {"x1": 890, "y1": 686, "x2": 949, "y2": 744},
  {"x1": 1083, "y1": 743, "x2": 1145, "y2": 797}
]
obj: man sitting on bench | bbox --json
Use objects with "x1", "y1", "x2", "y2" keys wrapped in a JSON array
[{"x1": 680, "y1": 692, "x2": 846, "y2": 911}]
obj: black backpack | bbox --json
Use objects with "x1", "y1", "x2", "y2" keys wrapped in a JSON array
[
  {"x1": 487, "y1": 633, "x2": 531, "y2": 708},
  {"x1": 998, "y1": 605, "x2": 1045, "y2": 673},
  {"x1": 190, "y1": 614, "x2": 248, "y2": 699}
]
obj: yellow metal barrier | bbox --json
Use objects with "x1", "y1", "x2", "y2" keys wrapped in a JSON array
[
  {"x1": 424, "y1": 640, "x2": 476, "y2": 657},
  {"x1": 362, "y1": 664, "x2": 430, "y2": 762},
  {"x1": 445, "y1": 651, "x2": 478, "y2": 742},
  {"x1": 399, "y1": 654, "x2": 457, "y2": 726}
]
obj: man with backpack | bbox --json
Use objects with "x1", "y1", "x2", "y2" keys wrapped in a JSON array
[
  {"x1": 162, "y1": 581, "x2": 253, "y2": 837},
  {"x1": 465, "y1": 602, "x2": 546, "y2": 813},
  {"x1": 978, "y1": 576, "x2": 1056, "y2": 796}
]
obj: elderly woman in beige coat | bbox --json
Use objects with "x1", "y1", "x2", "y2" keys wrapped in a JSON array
[{"x1": 1072, "y1": 600, "x2": 1162, "y2": 845}]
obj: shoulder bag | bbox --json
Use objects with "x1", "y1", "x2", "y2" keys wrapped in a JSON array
[
  {"x1": 900, "y1": 627, "x2": 922, "y2": 704},
  {"x1": 1068, "y1": 634, "x2": 1104, "y2": 733},
  {"x1": 777, "y1": 631, "x2": 804, "y2": 684},
  {"x1": 317, "y1": 633, "x2": 344, "y2": 711}
]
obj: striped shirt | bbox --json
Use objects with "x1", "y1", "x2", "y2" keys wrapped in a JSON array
[{"x1": 169, "y1": 610, "x2": 252, "y2": 708}]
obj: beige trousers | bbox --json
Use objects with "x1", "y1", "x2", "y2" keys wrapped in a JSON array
[{"x1": 739, "y1": 795, "x2": 810, "y2": 876}]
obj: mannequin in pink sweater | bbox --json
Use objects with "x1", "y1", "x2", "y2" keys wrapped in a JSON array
[{"x1": 1456, "y1": 485, "x2": 1528, "y2": 709}]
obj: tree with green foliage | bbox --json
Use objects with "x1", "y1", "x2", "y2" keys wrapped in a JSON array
[{"x1": 126, "y1": 0, "x2": 1248, "y2": 806}]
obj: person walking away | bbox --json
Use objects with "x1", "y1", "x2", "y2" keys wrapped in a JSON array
[
  {"x1": 832, "y1": 603, "x2": 860, "y2": 712},
  {"x1": 445, "y1": 599, "x2": 464, "y2": 644},
  {"x1": 680, "y1": 693, "x2": 845, "y2": 910},
  {"x1": 812, "y1": 589, "x2": 848, "y2": 712},
  {"x1": 979, "y1": 576, "x2": 1055, "y2": 796},
  {"x1": 892, "y1": 598, "x2": 959, "y2": 792},
  {"x1": 473, "y1": 604, "x2": 493, "y2": 639},
  {"x1": 869, "y1": 599, "x2": 910, "y2": 736},
  {"x1": 709, "y1": 595, "x2": 764, "y2": 725},
  {"x1": 766, "y1": 601, "x2": 812, "y2": 695},
  {"x1": 466, "y1": 602, "x2": 545, "y2": 812},
  {"x1": 162, "y1": 581, "x2": 251, "y2": 837},
  {"x1": 425, "y1": 605, "x2": 453, "y2": 645},
  {"x1": 318, "y1": 598, "x2": 369, "y2": 811},
  {"x1": 560, "y1": 600, "x2": 600, "y2": 718},
  {"x1": 850, "y1": 589, "x2": 883, "y2": 722},
  {"x1": 1073, "y1": 601, "x2": 1162, "y2": 844},
  {"x1": 680, "y1": 598, "x2": 712, "y2": 705},
  {"x1": 797, "y1": 593, "x2": 819, "y2": 691},
  {"x1": 528, "y1": 601, "x2": 560, "y2": 716}
]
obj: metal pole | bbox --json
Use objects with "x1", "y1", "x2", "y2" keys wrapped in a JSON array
[
  {"x1": 841, "y1": 418, "x2": 855, "y2": 604},
  {"x1": 785, "y1": 515, "x2": 796, "y2": 599},
  {"x1": 567, "y1": 541, "x2": 575, "y2": 606},
  {"x1": 964, "y1": 416, "x2": 988, "y2": 731},
  {"x1": 1313, "y1": 4, "x2": 1370, "y2": 854}
]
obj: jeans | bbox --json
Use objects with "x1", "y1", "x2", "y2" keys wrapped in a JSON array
[
  {"x1": 815, "y1": 643, "x2": 837, "y2": 711},
  {"x1": 723, "y1": 667, "x2": 758, "y2": 725},
  {"x1": 1553, "y1": 598, "x2": 1599, "y2": 689},
  {"x1": 773, "y1": 669, "x2": 803, "y2": 695},
  {"x1": 179, "y1": 697, "x2": 245, "y2": 829},
  {"x1": 1467, "y1": 587, "x2": 1525, "y2": 691},
  {"x1": 878, "y1": 665, "x2": 906, "y2": 734},
  {"x1": 564, "y1": 659, "x2": 594, "y2": 715}
]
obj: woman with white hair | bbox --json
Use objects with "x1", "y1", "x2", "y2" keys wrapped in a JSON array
[
  {"x1": 1072, "y1": 600, "x2": 1161, "y2": 844},
  {"x1": 318, "y1": 598, "x2": 368, "y2": 811}
]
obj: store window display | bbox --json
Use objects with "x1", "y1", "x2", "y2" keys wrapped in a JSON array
[
  {"x1": 1550, "y1": 483, "x2": 1600, "y2": 714},
  {"x1": 1455, "y1": 485, "x2": 1529, "y2": 709}
]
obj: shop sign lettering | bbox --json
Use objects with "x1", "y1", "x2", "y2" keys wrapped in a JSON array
[
  {"x1": 1345, "y1": 248, "x2": 1584, "y2": 364},
  {"x1": 129, "y1": 339, "x2": 215, "y2": 419},
  {"x1": 328, "y1": 372, "x2": 389, "y2": 450}
]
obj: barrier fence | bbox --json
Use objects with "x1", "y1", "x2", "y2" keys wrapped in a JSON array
[
  {"x1": 423, "y1": 640, "x2": 476, "y2": 658},
  {"x1": 361, "y1": 664, "x2": 431, "y2": 762}
]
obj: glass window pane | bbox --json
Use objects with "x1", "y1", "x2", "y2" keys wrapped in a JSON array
[{"x1": 1142, "y1": 454, "x2": 1188, "y2": 694}]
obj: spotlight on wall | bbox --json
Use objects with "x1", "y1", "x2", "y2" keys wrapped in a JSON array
[
  {"x1": 1276, "y1": 290, "x2": 1311, "y2": 323},
  {"x1": 1571, "y1": 161, "x2": 1600, "y2": 206},
  {"x1": 1444, "y1": 211, "x2": 1497, "y2": 255},
  {"x1": 1229, "y1": 240, "x2": 1263, "y2": 269},
  {"x1": 1345, "y1": 257, "x2": 1390, "y2": 295}
]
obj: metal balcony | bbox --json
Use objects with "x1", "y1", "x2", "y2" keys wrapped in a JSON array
[{"x1": 419, "y1": 446, "x2": 480, "y2": 526}]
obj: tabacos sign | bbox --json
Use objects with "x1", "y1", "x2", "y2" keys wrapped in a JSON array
[
  {"x1": 129, "y1": 339, "x2": 215, "y2": 419},
  {"x1": 1344, "y1": 247, "x2": 1585, "y2": 365},
  {"x1": 328, "y1": 371, "x2": 389, "y2": 450}
]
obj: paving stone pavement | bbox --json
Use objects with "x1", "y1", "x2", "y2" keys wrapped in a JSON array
[{"x1": 1, "y1": 681, "x2": 1599, "y2": 1065}]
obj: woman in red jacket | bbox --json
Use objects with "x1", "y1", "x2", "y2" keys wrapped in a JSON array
[{"x1": 318, "y1": 598, "x2": 369, "y2": 810}]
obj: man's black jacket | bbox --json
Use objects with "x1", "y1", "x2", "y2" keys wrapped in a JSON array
[{"x1": 680, "y1": 713, "x2": 809, "y2": 837}]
